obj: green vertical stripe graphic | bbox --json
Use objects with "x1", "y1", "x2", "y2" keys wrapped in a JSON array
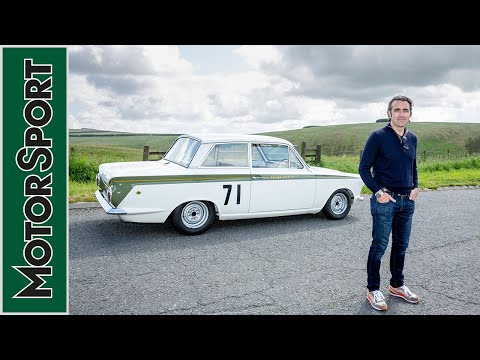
[{"x1": 3, "y1": 48, "x2": 67, "y2": 313}]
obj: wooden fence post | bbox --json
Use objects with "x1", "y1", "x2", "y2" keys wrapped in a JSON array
[
  {"x1": 301, "y1": 142, "x2": 306, "y2": 160},
  {"x1": 143, "y1": 145, "x2": 150, "y2": 161},
  {"x1": 315, "y1": 144, "x2": 321, "y2": 163}
]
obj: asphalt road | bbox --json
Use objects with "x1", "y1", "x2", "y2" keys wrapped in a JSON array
[{"x1": 69, "y1": 188, "x2": 480, "y2": 315}]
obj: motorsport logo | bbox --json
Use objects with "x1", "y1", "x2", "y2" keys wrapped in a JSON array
[{"x1": 2, "y1": 48, "x2": 67, "y2": 313}]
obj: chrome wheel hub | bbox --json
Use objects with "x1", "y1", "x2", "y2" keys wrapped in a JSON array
[
  {"x1": 181, "y1": 201, "x2": 209, "y2": 229},
  {"x1": 331, "y1": 193, "x2": 348, "y2": 215}
]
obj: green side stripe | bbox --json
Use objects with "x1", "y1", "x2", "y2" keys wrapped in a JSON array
[
  {"x1": 106, "y1": 173, "x2": 358, "y2": 206},
  {"x1": 111, "y1": 174, "x2": 357, "y2": 184},
  {"x1": 112, "y1": 175, "x2": 252, "y2": 184}
]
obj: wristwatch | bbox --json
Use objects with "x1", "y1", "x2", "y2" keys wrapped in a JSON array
[{"x1": 375, "y1": 189, "x2": 384, "y2": 199}]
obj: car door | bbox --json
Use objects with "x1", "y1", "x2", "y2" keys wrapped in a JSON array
[
  {"x1": 249, "y1": 143, "x2": 316, "y2": 213},
  {"x1": 197, "y1": 142, "x2": 251, "y2": 216}
]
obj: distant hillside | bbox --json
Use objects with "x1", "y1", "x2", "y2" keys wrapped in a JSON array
[
  {"x1": 69, "y1": 129, "x2": 180, "y2": 150},
  {"x1": 259, "y1": 122, "x2": 480, "y2": 157},
  {"x1": 69, "y1": 128, "x2": 179, "y2": 137},
  {"x1": 69, "y1": 122, "x2": 480, "y2": 157}
]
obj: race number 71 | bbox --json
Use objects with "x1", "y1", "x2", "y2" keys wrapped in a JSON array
[{"x1": 223, "y1": 184, "x2": 241, "y2": 205}]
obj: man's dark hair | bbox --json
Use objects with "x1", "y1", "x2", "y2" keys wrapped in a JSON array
[{"x1": 387, "y1": 95, "x2": 414, "y2": 118}]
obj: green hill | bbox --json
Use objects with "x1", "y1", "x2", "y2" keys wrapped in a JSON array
[
  {"x1": 259, "y1": 122, "x2": 480, "y2": 157},
  {"x1": 69, "y1": 122, "x2": 480, "y2": 158},
  {"x1": 69, "y1": 129, "x2": 180, "y2": 150}
]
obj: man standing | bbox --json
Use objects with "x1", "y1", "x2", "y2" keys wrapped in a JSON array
[{"x1": 358, "y1": 95, "x2": 420, "y2": 311}]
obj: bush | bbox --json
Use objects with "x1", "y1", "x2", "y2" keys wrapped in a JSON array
[
  {"x1": 69, "y1": 156, "x2": 98, "y2": 183},
  {"x1": 418, "y1": 157, "x2": 480, "y2": 173},
  {"x1": 465, "y1": 136, "x2": 480, "y2": 155}
]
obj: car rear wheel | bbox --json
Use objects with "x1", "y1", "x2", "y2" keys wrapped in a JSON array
[
  {"x1": 321, "y1": 189, "x2": 352, "y2": 220},
  {"x1": 171, "y1": 200, "x2": 216, "y2": 235}
]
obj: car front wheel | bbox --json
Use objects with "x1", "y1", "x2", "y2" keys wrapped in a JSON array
[
  {"x1": 171, "y1": 200, "x2": 216, "y2": 235},
  {"x1": 321, "y1": 189, "x2": 352, "y2": 220}
]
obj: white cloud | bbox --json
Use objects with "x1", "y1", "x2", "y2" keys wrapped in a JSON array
[
  {"x1": 234, "y1": 45, "x2": 283, "y2": 69},
  {"x1": 68, "y1": 45, "x2": 480, "y2": 135}
]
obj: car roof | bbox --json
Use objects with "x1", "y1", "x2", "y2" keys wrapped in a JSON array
[{"x1": 181, "y1": 133, "x2": 293, "y2": 145}]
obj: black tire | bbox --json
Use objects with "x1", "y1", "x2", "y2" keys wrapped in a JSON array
[
  {"x1": 171, "y1": 200, "x2": 216, "y2": 235},
  {"x1": 321, "y1": 189, "x2": 352, "y2": 220}
]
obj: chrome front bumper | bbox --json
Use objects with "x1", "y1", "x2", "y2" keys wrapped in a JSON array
[{"x1": 95, "y1": 190, "x2": 127, "y2": 215}]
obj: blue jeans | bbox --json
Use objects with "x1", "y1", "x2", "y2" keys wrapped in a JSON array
[{"x1": 367, "y1": 194, "x2": 415, "y2": 292}]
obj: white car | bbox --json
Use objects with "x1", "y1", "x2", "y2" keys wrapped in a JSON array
[{"x1": 95, "y1": 134, "x2": 364, "y2": 235}]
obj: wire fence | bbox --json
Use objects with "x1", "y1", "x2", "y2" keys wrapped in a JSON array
[{"x1": 293, "y1": 142, "x2": 478, "y2": 164}]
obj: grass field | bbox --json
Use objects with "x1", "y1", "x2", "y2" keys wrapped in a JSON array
[
  {"x1": 70, "y1": 122, "x2": 480, "y2": 159},
  {"x1": 262, "y1": 122, "x2": 480, "y2": 158},
  {"x1": 68, "y1": 123, "x2": 480, "y2": 202},
  {"x1": 69, "y1": 148, "x2": 480, "y2": 203}
]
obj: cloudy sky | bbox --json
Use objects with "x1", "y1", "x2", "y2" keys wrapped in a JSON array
[{"x1": 68, "y1": 45, "x2": 480, "y2": 134}]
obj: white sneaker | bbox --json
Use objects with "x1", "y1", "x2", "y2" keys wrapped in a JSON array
[
  {"x1": 367, "y1": 290, "x2": 388, "y2": 311},
  {"x1": 389, "y1": 285, "x2": 420, "y2": 304}
]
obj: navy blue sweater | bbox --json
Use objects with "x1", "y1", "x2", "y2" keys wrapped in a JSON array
[{"x1": 358, "y1": 124, "x2": 418, "y2": 195}]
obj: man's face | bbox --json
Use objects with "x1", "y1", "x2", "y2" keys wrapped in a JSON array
[{"x1": 389, "y1": 100, "x2": 411, "y2": 128}]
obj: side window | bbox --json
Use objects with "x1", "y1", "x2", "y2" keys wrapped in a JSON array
[
  {"x1": 252, "y1": 144, "x2": 289, "y2": 168},
  {"x1": 289, "y1": 148, "x2": 304, "y2": 169},
  {"x1": 252, "y1": 144, "x2": 267, "y2": 168},
  {"x1": 201, "y1": 143, "x2": 248, "y2": 167}
]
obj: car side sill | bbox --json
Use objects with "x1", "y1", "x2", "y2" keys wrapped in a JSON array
[{"x1": 219, "y1": 208, "x2": 321, "y2": 220}]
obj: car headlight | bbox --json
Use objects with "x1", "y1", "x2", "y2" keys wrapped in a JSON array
[{"x1": 96, "y1": 173, "x2": 101, "y2": 188}]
